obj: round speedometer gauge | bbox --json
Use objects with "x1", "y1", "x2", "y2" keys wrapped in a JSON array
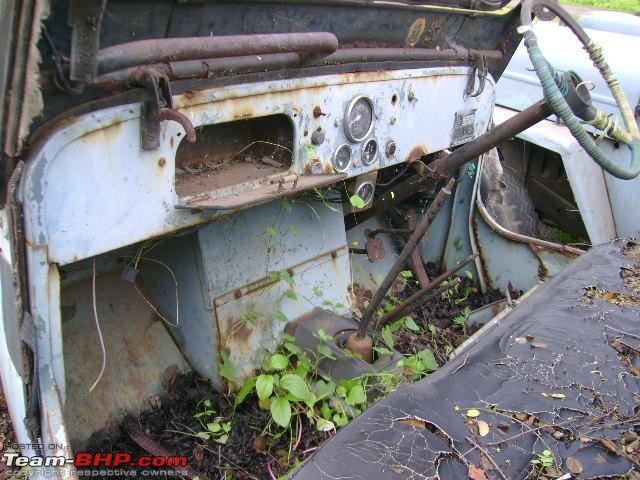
[{"x1": 344, "y1": 95, "x2": 374, "y2": 142}]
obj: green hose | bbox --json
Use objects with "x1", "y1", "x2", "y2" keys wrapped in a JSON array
[
  {"x1": 524, "y1": 33, "x2": 640, "y2": 179},
  {"x1": 519, "y1": 0, "x2": 640, "y2": 179}
]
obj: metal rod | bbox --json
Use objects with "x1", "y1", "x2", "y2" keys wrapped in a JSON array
[
  {"x1": 356, "y1": 178, "x2": 455, "y2": 338},
  {"x1": 429, "y1": 100, "x2": 551, "y2": 176},
  {"x1": 407, "y1": 210, "x2": 430, "y2": 288},
  {"x1": 97, "y1": 32, "x2": 339, "y2": 75},
  {"x1": 95, "y1": 47, "x2": 504, "y2": 84},
  {"x1": 376, "y1": 254, "x2": 477, "y2": 327},
  {"x1": 365, "y1": 227, "x2": 414, "y2": 238}
]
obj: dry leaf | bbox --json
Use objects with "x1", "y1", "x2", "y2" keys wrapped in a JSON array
[
  {"x1": 466, "y1": 409, "x2": 481, "y2": 418},
  {"x1": 468, "y1": 464, "x2": 489, "y2": 480},
  {"x1": 566, "y1": 456, "x2": 584, "y2": 474},
  {"x1": 398, "y1": 418, "x2": 427, "y2": 429},
  {"x1": 531, "y1": 342, "x2": 547, "y2": 348},
  {"x1": 603, "y1": 291, "x2": 615, "y2": 300},
  {"x1": 193, "y1": 445, "x2": 204, "y2": 462},
  {"x1": 477, "y1": 420, "x2": 490, "y2": 437},
  {"x1": 515, "y1": 337, "x2": 527, "y2": 344},
  {"x1": 550, "y1": 393, "x2": 566, "y2": 399}
]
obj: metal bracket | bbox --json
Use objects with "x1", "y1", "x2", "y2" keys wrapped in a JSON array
[
  {"x1": 131, "y1": 69, "x2": 196, "y2": 151},
  {"x1": 466, "y1": 53, "x2": 487, "y2": 98}
]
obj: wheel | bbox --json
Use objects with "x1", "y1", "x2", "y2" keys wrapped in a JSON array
[{"x1": 480, "y1": 148, "x2": 540, "y2": 238}]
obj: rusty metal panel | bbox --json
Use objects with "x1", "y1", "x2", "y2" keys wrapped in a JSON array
[
  {"x1": 141, "y1": 196, "x2": 351, "y2": 387},
  {"x1": 19, "y1": 67, "x2": 495, "y2": 267}
]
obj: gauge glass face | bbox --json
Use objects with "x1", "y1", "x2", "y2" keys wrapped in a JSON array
[
  {"x1": 356, "y1": 182, "x2": 374, "y2": 205},
  {"x1": 333, "y1": 144, "x2": 352, "y2": 172},
  {"x1": 345, "y1": 96, "x2": 374, "y2": 142},
  {"x1": 362, "y1": 139, "x2": 378, "y2": 165}
]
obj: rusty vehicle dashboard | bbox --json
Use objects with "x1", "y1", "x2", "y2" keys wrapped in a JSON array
[{"x1": 20, "y1": 68, "x2": 495, "y2": 266}]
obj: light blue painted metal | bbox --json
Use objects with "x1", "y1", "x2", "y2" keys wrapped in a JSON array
[
  {"x1": 18, "y1": 67, "x2": 494, "y2": 267},
  {"x1": 141, "y1": 197, "x2": 351, "y2": 386}
]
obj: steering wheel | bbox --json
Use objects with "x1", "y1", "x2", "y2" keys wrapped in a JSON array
[{"x1": 519, "y1": 0, "x2": 640, "y2": 179}]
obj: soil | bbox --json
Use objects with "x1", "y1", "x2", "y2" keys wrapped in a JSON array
[
  {"x1": 82, "y1": 261, "x2": 503, "y2": 479},
  {"x1": 1, "y1": 390, "x2": 16, "y2": 480},
  {"x1": 390, "y1": 262, "x2": 504, "y2": 364},
  {"x1": 84, "y1": 374, "x2": 327, "y2": 480}
]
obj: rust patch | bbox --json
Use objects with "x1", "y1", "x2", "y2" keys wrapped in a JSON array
[
  {"x1": 158, "y1": 157, "x2": 166, "y2": 167},
  {"x1": 405, "y1": 145, "x2": 428, "y2": 164}
]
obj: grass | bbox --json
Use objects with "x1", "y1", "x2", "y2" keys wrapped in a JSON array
[{"x1": 561, "y1": 0, "x2": 639, "y2": 13}]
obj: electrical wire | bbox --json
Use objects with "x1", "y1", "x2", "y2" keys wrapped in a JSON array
[{"x1": 89, "y1": 258, "x2": 107, "y2": 392}]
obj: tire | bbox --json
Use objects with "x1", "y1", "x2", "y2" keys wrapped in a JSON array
[{"x1": 480, "y1": 148, "x2": 540, "y2": 238}]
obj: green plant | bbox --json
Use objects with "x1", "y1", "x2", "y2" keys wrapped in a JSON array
[
  {"x1": 234, "y1": 332, "x2": 368, "y2": 434},
  {"x1": 397, "y1": 348, "x2": 439, "y2": 380},
  {"x1": 530, "y1": 449, "x2": 554, "y2": 472},
  {"x1": 194, "y1": 399, "x2": 232, "y2": 444},
  {"x1": 452, "y1": 306, "x2": 471, "y2": 335}
]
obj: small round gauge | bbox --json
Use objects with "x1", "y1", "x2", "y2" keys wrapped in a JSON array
[
  {"x1": 344, "y1": 95, "x2": 374, "y2": 142},
  {"x1": 355, "y1": 181, "x2": 374, "y2": 206},
  {"x1": 332, "y1": 144, "x2": 352, "y2": 172},
  {"x1": 362, "y1": 139, "x2": 378, "y2": 165}
]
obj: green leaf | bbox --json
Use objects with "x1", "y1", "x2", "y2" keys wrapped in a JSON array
[
  {"x1": 203, "y1": 399, "x2": 212, "y2": 407},
  {"x1": 404, "y1": 317, "x2": 421, "y2": 332},
  {"x1": 346, "y1": 384, "x2": 367, "y2": 406},
  {"x1": 316, "y1": 328, "x2": 333, "y2": 341},
  {"x1": 400, "y1": 270, "x2": 413, "y2": 278},
  {"x1": 466, "y1": 409, "x2": 480, "y2": 418},
  {"x1": 196, "y1": 432, "x2": 211, "y2": 440},
  {"x1": 275, "y1": 310, "x2": 288, "y2": 323},
  {"x1": 269, "y1": 354, "x2": 289, "y2": 371},
  {"x1": 222, "y1": 422, "x2": 232, "y2": 432},
  {"x1": 280, "y1": 374, "x2": 312, "y2": 401},
  {"x1": 214, "y1": 434, "x2": 229, "y2": 445},
  {"x1": 235, "y1": 377, "x2": 257, "y2": 406},
  {"x1": 352, "y1": 241, "x2": 360, "y2": 247},
  {"x1": 316, "y1": 418, "x2": 335, "y2": 432},
  {"x1": 333, "y1": 413, "x2": 349, "y2": 426},
  {"x1": 284, "y1": 342, "x2": 301, "y2": 355},
  {"x1": 335, "y1": 385, "x2": 347, "y2": 398},
  {"x1": 278, "y1": 270, "x2": 294, "y2": 285},
  {"x1": 428, "y1": 324, "x2": 437, "y2": 335},
  {"x1": 349, "y1": 194, "x2": 365, "y2": 209},
  {"x1": 287, "y1": 224, "x2": 299, "y2": 236},
  {"x1": 267, "y1": 226, "x2": 277, "y2": 236},
  {"x1": 465, "y1": 270, "x2": 474, "y2": 280},
  {"x1": 381, "y1": 326, "x2": 395, "y2": 349},
  {"x1": 314, "y1": 380, "x2": 336, "y2": 400},
  {"x1": 256, "y1": 374, "x2": 275, "y2": 400},
  {"x1": 373, "y1": 346, "x2": 392, "y2": 357},
  {"x1": 219, "y1": 350, "x2": 239, "y2": 385},
  {"x1": 313, "y1": 285, "x2": 324, "y2": 297},
  {"x1": 283, "y1": 289, "x2": 298, "y2": 300},
  {"x1": 270, "y1": 397, "x2": 292, "y2": 428},
  {"x1": 317, "y1": 344, "x2": 336, "y2": 359},
  {"x1": 207, "y1": 422, "x2": 222, "y2": 433},
  {"x1": 417, "y1": 348, "x2": 439, "y2": 371}
]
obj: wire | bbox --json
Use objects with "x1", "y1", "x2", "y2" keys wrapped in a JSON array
[
  {"x1": 89, "y1": 258, "x2": 107, "y2": 392},
  {"x1": 134, "y1": 257, "x2": 180, "y2": 328}
]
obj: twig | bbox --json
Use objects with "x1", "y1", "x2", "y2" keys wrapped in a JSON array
[
  {"x1": 465, "y1": 436, "x2": 508, "y2": 480},
  {"x1": 450, "y1": 353, "x2": 469, "y2": 375},
  {"x1": 89, "y1": 258, "x2": 107, "y2": 392},
  {"x1": 604, "y1": 324, "x2": 640, "y2": 340},
  {"x1": 127, "y1": 426, "x2": 208, "y2": 480},
  {"x1": 483, "y1": 417, "x2": 575, "y2": 446}
]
